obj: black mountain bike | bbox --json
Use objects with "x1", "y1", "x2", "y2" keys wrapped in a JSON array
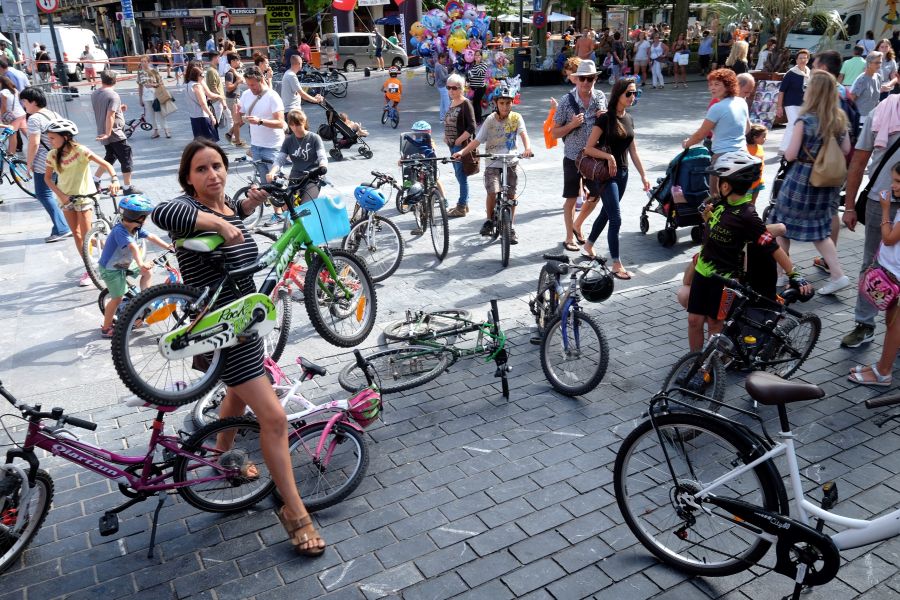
[
  {"x1": 398, "y1": 156, "x2": 451, "y2": 261},
  {"x1": 475, "y1": 153, "x2": 527, "y2": 268}
]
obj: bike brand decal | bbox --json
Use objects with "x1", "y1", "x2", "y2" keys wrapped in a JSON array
[
  {"x1": 754, "y1": 512, "x2": 791, "y2": 530},
  {"x1": 218, "y1": 303, "x2": 254, "y2": 333},
  {"x1": 51, "y1": 444, "x2": 122, "y2": 478}
]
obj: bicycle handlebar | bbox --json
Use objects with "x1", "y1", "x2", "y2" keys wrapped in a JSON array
[
  {"x1": 866, "y1": 394, "x2": 900, "y2": 409},
  {"x1": 353, "y1": 350, "x2": 374, "y2": 387},
  {"x1": 371, "y1": 170, "x2": 396, "y2": 183},
  {"x1": 474, "y1": 153, "x2": 530, "y2": 159},
  {"x1": 0, "y1": 381, "x2": 97, "y2": 431},
  {"x1": 709, "y1": 272, "x2": 810, "y2": 306},
  {"x1": 233, "y1": 156, "x2": 273, "y2": 166},
  {"x1": 398, "y1": 156, "x2": 456, "y2": 164}
]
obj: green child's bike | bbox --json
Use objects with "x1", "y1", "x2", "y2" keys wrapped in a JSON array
[{"x1": 111, "y1": 169, "x2": 378, "y2": 406}]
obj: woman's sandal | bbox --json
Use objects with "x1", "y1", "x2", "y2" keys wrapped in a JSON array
[
  {"x1": 572, "y1": 228, "x2": 585, "y2": 245},
  {"x1": 848, "y1": 364, "x2": 893, "y2": 387},
  {"x1": 563, "y1": 241, "x2": 579, "y2": 252},
  {"x1": 277, "y1": 507, "x2": 326, "y2": 557}
]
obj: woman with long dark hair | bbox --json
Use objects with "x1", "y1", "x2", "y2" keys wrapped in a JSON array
[
  {"x1": 576, "y1": 77, "x2": 650, "y2": 279},
  {"x1": 184, "y1": 65, "x2": 218, "y2": 141}
]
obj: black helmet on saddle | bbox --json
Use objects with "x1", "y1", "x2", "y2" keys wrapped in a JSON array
[{"x1": 580, "y1": 267, "x2": 614, "y2": 303}]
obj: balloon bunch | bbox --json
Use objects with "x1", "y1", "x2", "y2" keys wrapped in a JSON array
[{"x1": 409, "y1": 1, "x2": 522, "y2": 107}]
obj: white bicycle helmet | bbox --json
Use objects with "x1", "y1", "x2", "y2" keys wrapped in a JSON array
[
  {"x1": 47, "y1": 118, "x2": 78, "y2": 136},
  {"x1": 705, "y1": 151, "x2": 761, "y2": 188}
]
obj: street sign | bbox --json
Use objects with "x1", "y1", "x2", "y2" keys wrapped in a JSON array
[
  {"x1": 215, "y1": 10, "x2": 231, "y2": 28},
  {"x1": 532, "y1": 11, "x2": 546, "y2": 28},
  {"x1": 36, "y1": 0, "x2": 60, "y2": 15}
]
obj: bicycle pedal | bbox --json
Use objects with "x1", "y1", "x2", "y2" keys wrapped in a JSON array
[
  {"x1": 529, "y1": 334, "x2": 543, "y2": 345},
  {"x1": 99, "y1": 512, "x2": 119, "y2": 536},
  {"x1": 237, "y1": 332, "x2": 260, "y2": 343},
  {"x1": 820, "y1": 481, "x2": 838, "y2": 510}
]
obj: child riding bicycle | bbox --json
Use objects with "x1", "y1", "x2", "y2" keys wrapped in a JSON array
[
  {"x1": 382, "y1": 66, "x2": 403, "y2": 117},
  {"x1": 98, "y1": 195, "x2": 173, "y2": 338},
  {"x1": 452, "y1": 87, "x2": 533, "y2": 245},
  {"x1": 687, "y1": 151, "x2": 811, "y2": 352}
]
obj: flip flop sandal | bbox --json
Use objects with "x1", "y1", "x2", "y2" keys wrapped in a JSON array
[
  {"x1": 613, "y1": 270, "x2": 633, "y2": 280},
  {"x1": 100, "y1": 326, "x2": 114, "y2": 338},
  {"x1": 277, "y1": 507, "x2": 326, "y2": 557},
  {"x1": 813, "y1": 256, "x2": 831, "y2": 274},
  {"x1": 572, "y1": 229, "x2": 585, "y2": 245},
  {"x1": 563, "y1": 241, "x2": 579, "y2": 252},
  {"x1": 848, "y1": 364, "x2": 893, "y2": 387}
]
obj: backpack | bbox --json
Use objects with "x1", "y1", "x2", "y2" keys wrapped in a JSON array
[{"x1": 840, "y1": 94, "x2": 862, "y2": 146}]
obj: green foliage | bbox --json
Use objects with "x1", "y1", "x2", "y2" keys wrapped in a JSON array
[
  {"x1": 305, "y1": 0, "x2": 332, "y2": 15},
  {"x1": 709, "y1": 0, "x2": 845, "y2": 48},
  {"x1": 483, "y1": 0, "x2": 511, "y2": 19}
]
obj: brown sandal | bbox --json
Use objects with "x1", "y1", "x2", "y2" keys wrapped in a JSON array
[{"x1": 277, "y1": 506, "x2": 326, "y2": 556}]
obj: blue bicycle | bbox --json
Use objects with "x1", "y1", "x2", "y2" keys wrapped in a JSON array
[
  {"x1": 381, "y1": 103, "x2": 399, "y2": 129},
  {"x1": 530, "y1": 254, "x2": 613, "y2": 396}
]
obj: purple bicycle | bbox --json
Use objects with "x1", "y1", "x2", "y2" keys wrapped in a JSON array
[{"x1": 0, "y1": 381, "x2": 275, "y2": 574}]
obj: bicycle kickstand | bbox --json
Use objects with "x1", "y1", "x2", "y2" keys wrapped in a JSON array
[{"x1": 146, "y1": 492, "x2": 168, "y2": 559}]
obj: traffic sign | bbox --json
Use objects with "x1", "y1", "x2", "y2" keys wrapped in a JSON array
[
  {"x1": 36, "y1": 0, "x2": 59, "y2": 15},
  {"x1": 215, "y1": 10, "x2": 231, "y2": 28},
  {"x1": 532, "y1": 11, "x2": 546, "y2": 28}
]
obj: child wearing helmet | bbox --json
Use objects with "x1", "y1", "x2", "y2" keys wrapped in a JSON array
[
  {"x1": 44, "y1": 118, "x2": 122, "y2": 287},
  {"x1": 382, "y1": 67, "x2": 403, "y2": 117},
  {"x1": 266, "y1": 109, "x2": 327, "y2": 205},
  {"x1": 97, "y1": 195, "x2": 173, "y2": 337},
  {"x1": 686, "y1": 151, "x2": 812, "y2": 352},
  {"x1": 452, "y1": 87, "x2": 533, "y2": 244}
]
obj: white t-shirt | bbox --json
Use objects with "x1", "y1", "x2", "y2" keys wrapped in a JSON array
[
  {"x1": 238, "y1": 88, "x2": 285, "y2": 149},
  {"x1": 218, "y1": 55, "x2": 230, "y2": 77},
  {"x1": 880, "y1": 207, "x2": 900, "y2": 279},
  {"x1": 634, "y1": 40, "x2": 651, "y2": 61},
  {"x1": 1, "y1": 89, "x2": 24, "y2": 120}
]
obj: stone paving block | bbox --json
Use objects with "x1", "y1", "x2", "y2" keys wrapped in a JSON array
[
  {"x1": 411, "y1": 465, "x2": 465, "y2": 491},
  {"x1": 468, "y1": 521, "x2": 528, "y2": 557},
  {"x1": 133, "y1": 554, "x2": 202, "y2": 591},
  {"x1": 517, "y1": 504, "x2": 575, "y2": 537},
  {"x1": 375, "y1": 532, "x2": 438, "y2": 569},
  {"x1": 399, "y1": 487, "x2": 455, "y2": 516},
  {"x1": 426, "y1": 516, "x2": 487, "y2": 549},
  {"x1": 484, "y1": 474, "x2": 540, "y2": 504},
  {"x1": 478, "y1": 497, "x2": 533, "y2": 529},
  {"x1": 63, "y1": 574, "x2": 137, "y2": 600},
  {"x1": 596, "y1": 573, "x2": 662, "y2": 600},
  {"x1": 522, "y1": 480, "x2": 578, "y2": 510},
  {"x1": 349, "y1": 503, "x2": 409, "y2": 535},
  {"x1": 20, "y1": 568, "x2": 97, "y2": 600},
  {"x1": 545, "y1": 565, "x2": 613, "y2": 600},
  {"x1": 451, "y1": 579, "x2": 515, "y2": 600},
  {"x1": 414, "y1": 541, "x2": 478, "y2": 578},
  {"x1": 837, "y1": 551, "x2": 895, "y2": 593},
  {"x1": 455, "y1": 549, "x2": 521, "y2": 588},
  {"x1": 318, "y1": 553, "x2": 383, "y2": 593},
  {"x1": 501, "y1": 557, "x2": 567, "y2": 597},
  {"x1": 401, "y1": 572, "x2": 468, "y2": 600},
  {"x1": 358, "y1": 563, "x2": 424, "y2": 599},
  {"x1": 335, "y1": 527, "x2": 398, "y2": 562},
  {"x1": 438, "y1": 491, "x2": 494, "y2": 522},
  {"x1": 172, "y1": 560, "x2": 241, "y2": 597},
  {"x1": 509, "y1": 530, "x2": 570, "y2": 564},
  {"x1": 388, "y1": 507, "x2": 449, "y2": 540}
]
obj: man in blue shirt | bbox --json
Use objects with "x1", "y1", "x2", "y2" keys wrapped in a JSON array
[{"x1": 0, "y1": 58, "x2": 28, "y2": 91}]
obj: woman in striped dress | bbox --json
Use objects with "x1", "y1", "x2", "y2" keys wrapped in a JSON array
[{"x1": 151, "y1": 139, "x2": 326, "y2": 557}]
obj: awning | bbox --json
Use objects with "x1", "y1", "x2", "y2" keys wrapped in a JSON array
[
  {"x1": 547, "y1": 12, "x2": 574, "y2": 22},
  {"x1": 496, "y1": 13, "x2": 531, "y2": 23}
]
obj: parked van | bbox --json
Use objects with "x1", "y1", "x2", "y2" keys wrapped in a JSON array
[
  {"x1": 322, "y1": 33, "x2": 407, "y2": 72},
  {"x1": 29, "y1": 26, "x2": 109, "y2": 81},
  {"x1": 785, "y1": 0, "x2": 889, "y2": 58}
]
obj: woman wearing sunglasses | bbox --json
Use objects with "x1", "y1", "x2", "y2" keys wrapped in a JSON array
[
  {"x1": 445, "y1": 72, "x2": 478, "y2": 218},
  {"x1": 577, "y1": 77, "x2": 650, "y2": 280}
]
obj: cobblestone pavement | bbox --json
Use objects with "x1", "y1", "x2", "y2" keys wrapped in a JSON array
[{"x1": 1, "y1": 69, "x2": 899, "y2": 599}]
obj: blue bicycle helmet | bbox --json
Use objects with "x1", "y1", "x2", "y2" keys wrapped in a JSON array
[
  {"x1": 353, "y1": 186, "x2": 387, "y2": 212},
  {"x1": 411, "y1": 120, "x2": 432, "y2": 132},
  {"x1": 118, "y1": 194, "x2": 153, "y2": 222}
]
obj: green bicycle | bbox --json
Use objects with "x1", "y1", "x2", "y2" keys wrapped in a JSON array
[
  {"x1": 338, "y1": 300, "x2": 511, "y2": 398},
  {"x1": 111, "y1": 169, "x2": 378, "y2": 406}
]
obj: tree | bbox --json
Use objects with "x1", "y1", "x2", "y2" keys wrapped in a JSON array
[{"x1": 710, "y1": 0, "x2": 844, "y2": 49}]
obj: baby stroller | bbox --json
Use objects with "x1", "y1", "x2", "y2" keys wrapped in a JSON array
[
  {"x1": 640, "y1": 146, "x2": 711, "y2": 247},
  {"x1": 315, "y1": 98, "x2": 373, "y2": 162}
]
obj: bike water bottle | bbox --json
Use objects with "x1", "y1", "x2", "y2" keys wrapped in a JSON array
[
  {"x1": 743, "y1": 335, "x2": 757, "y2": 353},
  {"x1": 672, "y1": 185, "x2": 686, "y2": 204}
]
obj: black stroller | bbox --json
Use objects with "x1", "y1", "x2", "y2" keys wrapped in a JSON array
[
  {"x1": 640, "y1": 146, "x2": 712, "y2": 247},
  {"x1": 315, "y1": 98, "x2": 373, "y2": 161}
]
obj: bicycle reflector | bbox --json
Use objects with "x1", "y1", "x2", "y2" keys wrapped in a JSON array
[
  {"x1": 348, "y1": 388, "x2": 382, "y2": 428},
  {"x1": 144, "y1": 302, "x2": 178, "y2": 325},
  {"x1": 717, "y1": 288, "x2": 737, "y2": 321}
]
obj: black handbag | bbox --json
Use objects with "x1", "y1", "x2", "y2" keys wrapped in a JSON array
[
  {"x1": 151, "y1": 98, "x2": 161, "y2": 112},
  {"x1": 857, "y1": 134, "x2": 900, "y2": 225}
]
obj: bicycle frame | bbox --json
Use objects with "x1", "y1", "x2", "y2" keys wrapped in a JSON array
[{"x1": 397, "y1": 312, "x2": 507, "y2": 364}]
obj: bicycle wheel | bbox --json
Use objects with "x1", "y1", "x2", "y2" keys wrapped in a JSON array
[
  {"x1": 614, "y1": 412, "x2": 783, "y2": 576},
  {"x1": 274, "y1": 421, "x2": 368, "y2": 512},
  {"x1": 175, "y1": 417, "x2": 275, "y2": 512},
  {"x1": 0, "y1": 469, "x2": 53, "y2": 576},
  {"x1": 382, "y1": 310, "x2": 472, "y2": 341},
  {"x1": 381, "y1": 109, "x2": 389, "y2": 125},
  {"x1": 390, "y1": 111, "x2": 399, "y2": 129},
  {"x1": 499, "y1": 207, "x2": 512, "y2": 268},
  {"x1": 338, "y1": 345, "x2": 453, "y2": 393},
  {"x1": 192, "y1": 381, "x2": 227, "y2": 428},
  {"x1": 9, "y1": 158, "x2": 35, "y2": 198},
  {"x1": 341, "y1": 215, "x2": 405, "y2": 283},
  {"x1": 429, "y1": 189, "x2": 449, "y2": 261},
  {"x1": 662, "y1": 350, "x2": 726, "y2": 410},
  {"x1": 532, "y1": 265, "x2": 559, "y2": 337},
  {"x1": 329, "y1": 71, "x2": 348, "y2": 98},
  {"x1": 111, "y1": 283, "x2": 225, "y2": 406},
  {"x1": 262, "y1": 290, "x2": 291, "y2": 363},
  {"x1": 82, "y1": 221, "x2": 111, "y2": 290},
  {"x1": 766, "y1": 314, "x2": 821, "y2": 379},
  {"x1": 303, "y1": 249, "x2": 377, "y2": 347},
  {"x1": 540, "y1": 311, "x2": 609, "y2": 396},
  {"x1": 413, "y1": 199, "x2": 428, "y2": 234},
  {"x1": 232, "y1": 186, "x2": 265, "y2": 231}
]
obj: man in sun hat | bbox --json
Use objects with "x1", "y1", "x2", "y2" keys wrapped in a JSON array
[{"x1": 550, "y1": 60, "x2": 608, "y2": 252}]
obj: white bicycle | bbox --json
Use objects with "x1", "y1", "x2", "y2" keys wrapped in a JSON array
[{"x1": 614, "y1": 370, "x2": 900, "y2": 600}]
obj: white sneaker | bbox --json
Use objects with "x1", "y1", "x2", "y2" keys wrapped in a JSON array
[
  {"x1": 776, "y1": 274, "x2": 788, "y2": 288},
  {"x1": 78, "y1": 272, "x2": 92, "y2": 287},
  {"x1": 819, "y1": 275, "x2": 851, "y2": 295}
]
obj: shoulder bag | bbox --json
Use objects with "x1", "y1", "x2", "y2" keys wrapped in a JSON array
[
  {"x1": 805, "y1": 130, "x2": 847, "y2": 188},
  {"x1": 575, "y1": 111, "x2": 612, "y2": 183},
  {"x1": 857, "y1": 134, "x2": 900, "y2": 225},
  {"x1": 860, "y1": 252, "x2": 900, "y2": 311}
]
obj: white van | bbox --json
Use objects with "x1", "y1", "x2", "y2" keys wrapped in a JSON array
[
  {"x1": 785, "y1": 0, "x2": 887, "y2": 58},
  {"x1": 322, "y1": 33, "x2": 407, "y2": 72},
  {"x1": 29, "y1": 26, "x2": 109, "y2": 81}
]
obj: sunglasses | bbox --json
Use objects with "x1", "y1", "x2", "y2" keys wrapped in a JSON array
[
  {"x1": 447, "y1": 85, "x2": 460, "y2": 90},
  {"x1": 625, "y1": 90, "x2": 637, "y2": 97},
  {"x1": 577, "y1": 75, "x2": 597, "y2": 82}
]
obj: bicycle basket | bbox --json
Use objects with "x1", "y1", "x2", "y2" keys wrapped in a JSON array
[
  {"x1": 348, "y1": 388, "x2": 382, "y2": 428},
  {"x1": 301, "y1": 196, "x2": 351, "y2": 246}
]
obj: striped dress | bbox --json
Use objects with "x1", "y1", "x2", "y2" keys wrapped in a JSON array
[{"x1": 151, "y1": 194, "x2": 265, "y2": 387}]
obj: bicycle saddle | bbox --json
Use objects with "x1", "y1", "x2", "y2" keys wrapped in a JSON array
[
  {"x1": 544, "y1": 261, "x2": 569, "y2": 276},
  {"x1": 297, "y1": 357, "x2": 327, "y2": 378},
  {"x1": 745, "y1": 371, "x2": 824, "y2": 406},
  {"x1": 542, "y1": 254, "x2": 570, "y2": 263}
]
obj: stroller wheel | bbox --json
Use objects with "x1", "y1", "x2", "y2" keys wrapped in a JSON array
[
  {"x1": 360, "y1": 148, "x2": 373, "y2": 159},
  {"x1": 657, "y1": 228, "x2": 677, "y2": 248},
  {"x1": 639, "y1": 214, "x2": 650, "y2": 234},
  {"x1": 330, "y1": 148, "x2": 343, "y2": 161},
  {"x1": 762, "y1": 203, "x2": 773, "y2": 224},
  {"x1": 690, "y1": 225, "x2": 703, "y2": 244}
]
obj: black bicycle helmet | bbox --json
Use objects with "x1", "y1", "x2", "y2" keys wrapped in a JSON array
[
  {"x1": 406, "y1": 182, "x2": 424, "y2": 204},
  {"x1": 580, "y1": 268, "x2": 614, "y2": 303},
  {"x1": 705, "y1": 151, "x2": 761, "y2": 189}
]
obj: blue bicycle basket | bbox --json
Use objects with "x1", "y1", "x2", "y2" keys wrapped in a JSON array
[{"x1": 354, "y1": 186, "x2": 387, "y2": 212}]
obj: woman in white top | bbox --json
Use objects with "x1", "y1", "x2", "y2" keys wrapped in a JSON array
[
  {"x1": 877, "y1": 38, "x2": 899, "y2": 98},
  {"x1": 649, "y1": 33, "x2": 668, "y2": 89},
  {"x1": 633, "y1": 32, "x2": 651, "y2": 86},
  {"x1": 0, "y1": 75, "x2": 26, "y2": 155},
  {"x1": 185, "y1": 65, "x2": 218, "y2": 141}
]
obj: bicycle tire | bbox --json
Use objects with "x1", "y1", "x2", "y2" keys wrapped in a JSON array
[
  {"x1": 111, "y1": 283, "x2": 225, "y2": 406},
  {"x1": 329, "y1": 72, "x2": 348, "y2": 98},
  {"x1": 338, "y1": 345, "x2": 453, "y2": 394},
  {"x1": 9, "y1": 158, "x2": 35, "y2": 198},
  {"x1": 766, "y1": 314, "x2": 821, "y2": 379},
  {"x1": 499, "y1": 207, "x2": 512, "y2": 268},
  {"x1": 390, "y1": 112, "x2": 399, "y2": 129},
  {"x1": 140, "y1": 122, "x2": 153, "y2": 131},
  {"x1": 429, "y1": 189, "x2": 449, "y2": 261},
  {"x1": 381, "y1": 109, "x2": 389, "y2": 125},
  {"x1": 175, "y1": 416, "x2": 275, "y2": 512},
  {"x1": 192, "y1": 381, "x2": 227, "y2": 428},
  {"x1": 413, "y1": 198, "x2": 428, "y2": 234},
  {"x1": 232, "y1": 185, "x2": 265, "y2": 231},
  {"x1": 662, "y1": 350, "x2": 726, "y2": 411},
  {"x1": 0, "y1": 469, "x2": 53, "y2": 576},
  {"x1": 533, "y1": 265, "x2": 559, "y2": 337},
  {"x1": 81, "y1": 221, "x2": 111, "y2": 290},
  {"x1": 382, "y1": 309, "x2": 472, "y2": 342},
  {"x1": 303, "y1": 249, "x2": 377, "y2": 348},
  {"x1": 303, "y1": 72, "x2": 326, "y2": 96},
  {"x1": 273, "y1": 421, "x2": 368, "y2": 512},
  {"x1": 540, "y1": 311, "x2": 608, "y2": 396},
  {"x1": 262, "y1": 290, "x2": 291, "y2": 363},
  {"x1": 341, "y1": 215, "x2": 405, "y2": 283},
  {"x1": 614, "y1": 412, "x2": 783, "y2": 576}
]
